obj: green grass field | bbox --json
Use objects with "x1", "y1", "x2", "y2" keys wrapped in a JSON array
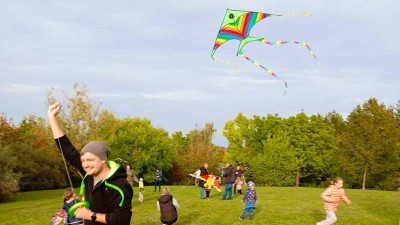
[{"x1": 0, "y1": 186, "x2": 398, "y2": 225}]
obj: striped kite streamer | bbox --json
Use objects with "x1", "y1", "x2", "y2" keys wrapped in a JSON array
[{"x1": 238, "y1": 50, "x2": 288, "y2": 93}]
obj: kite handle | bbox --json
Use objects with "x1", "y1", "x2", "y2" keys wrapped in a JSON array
[{"x1": 68, "y1": 201, "x2": 90, "y2": 217}]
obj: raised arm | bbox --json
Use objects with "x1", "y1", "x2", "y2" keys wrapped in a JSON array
[{"x1": 48, "y1": 102, "x2": 65, "y2": 139}]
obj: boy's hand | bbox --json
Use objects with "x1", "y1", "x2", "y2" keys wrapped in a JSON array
[{"x1": 48, "y1": 102, "x2": 62, "y2": 118}]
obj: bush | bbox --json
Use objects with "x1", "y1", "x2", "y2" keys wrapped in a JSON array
[
  {"x1": 0, "y1": 169, "x2": 20, "y2": 202},
  {"x1": 0, "y1": 145, "x2": 20, "y2": 202},
  {"x1": 5, "y1": 144, "x2": 66, "y2": 191}
]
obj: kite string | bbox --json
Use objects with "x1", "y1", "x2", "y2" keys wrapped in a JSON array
[
  {"x1": 213, "y1": 56, "x2": 247, "y2": 72},
  {"x1": 279, "y1": 11, "x2": 312, "y2": 17},
  {"x1": 57, "y1": 138, "x2": 74, "y2": 190},
  {"x1": 238, "y1": 50, "x2": 287, "y2": 95}
]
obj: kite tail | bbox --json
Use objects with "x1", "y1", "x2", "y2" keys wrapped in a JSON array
[
  {"x1": 278, "y1": 11, "x2": 311, "y2": 17},
  {"x1": 238, "y1": 51, "x2": 288, "y2": 93},
  {"x1": 260, "y1": 39, "x2": 319, "y2": 64},
  {"x1": 213, "y1": 56, "x2": 248, "y2": 72}
]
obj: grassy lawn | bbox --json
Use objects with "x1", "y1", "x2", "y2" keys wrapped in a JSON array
[{"x1": 0, "y1": 186, "x2": 399, "y2": 225}]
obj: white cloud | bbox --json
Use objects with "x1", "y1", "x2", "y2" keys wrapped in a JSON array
[
  {"x1": 212, "y1": 75, "x2": 277, "y2": 87},
  {"x1": 139, "y1": 90, "x2": 213, "y2": 101},
  {"x1": 0, "y1": 82, "x2": 48, "y2": 94}
]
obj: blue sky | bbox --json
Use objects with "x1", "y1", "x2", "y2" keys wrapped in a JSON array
[{"x1": 1, "y1": 1, "x2": 399, "y2": 146}]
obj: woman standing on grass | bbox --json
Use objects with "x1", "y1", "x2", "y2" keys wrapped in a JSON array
[
  {"x1": 199, "y1": 163, "x2": 209, "y2": 199},
  {"x1": 317, "y1": 177, "x2": 351, "y2": 225}
]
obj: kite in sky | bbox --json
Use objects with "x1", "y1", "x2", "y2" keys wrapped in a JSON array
[{"x1": 211, "y1": 9, "x2": 318, "y2": 91}]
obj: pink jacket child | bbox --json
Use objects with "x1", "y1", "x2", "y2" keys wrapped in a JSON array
[
  {"x1": 235, "y1": 177, "x2": 243, "y2": 194},
  {"x1": 317, "y1": 177, "x2": 351, "y2": 225}
]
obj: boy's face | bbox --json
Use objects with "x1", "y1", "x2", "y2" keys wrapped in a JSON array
[
  {"x1": 81, "y1": 152, "x2": 107, "y2": 176},
  {"x1": 250, "y1": 185, "x2": 255, "y2": 190}
]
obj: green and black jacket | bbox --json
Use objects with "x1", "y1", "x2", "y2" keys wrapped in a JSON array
[{"x1": 55, "y1": 135, "x2": 133, "y2": 225}]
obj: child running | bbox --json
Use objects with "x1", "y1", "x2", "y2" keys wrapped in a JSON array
[
  {"x1": 317, "y1": 177, "x2": 351, "y2": 225},
  {"x1": 239, "y1": 181, "x2": 257, "y2": 220}
]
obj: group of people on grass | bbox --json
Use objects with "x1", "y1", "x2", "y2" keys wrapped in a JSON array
[
  {"x1": 48, "y1": 102, "x2": 351, "y2": 225},
  {"x1": 196, "y1": 162, "x2": 256, "y2": 220}
]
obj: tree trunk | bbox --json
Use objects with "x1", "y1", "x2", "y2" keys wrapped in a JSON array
[
  {"x1": 362, "y1": 167, "x2": 367, "y2": 190},
  {"x1": 295, "y1": 170, "x2": 300, "y2": 187}
]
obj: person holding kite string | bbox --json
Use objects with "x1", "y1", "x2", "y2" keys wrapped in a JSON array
[{"x1": 48, "y1": 102, "x2": 133, "y2": 225}]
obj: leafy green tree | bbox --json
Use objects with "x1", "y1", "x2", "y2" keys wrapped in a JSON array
[
  {"x1": 341, "y1": 98, "x2": 400, "y2": 190},
  {"x1": 285, "y1": 113, "x2": 337, "y2": 187},
  {"x1": 323, "y1": 111, "x2": 346, "y2": 137},
  {"x1": 322, "y1": 111, "x2": 347, "y2": 180},
  {"x1": 5, "y1": 144, "x2": 66, "y2": 191},
  {"x1": 46, "y1": 83, "x2": 117, "y2": 182},
  {"x1": 168, "y1": 131, "x2": 191, "y2": 183},
  {"x1": 19, "y1": 115, "x2": 56, "y2": 157},
  {"x1": 187, "y1": 123, "x2": 222, "y2": 173},
  {"x1": 223, "y1": 113, "x2": 285, "y2": 164},
  {"x1": 0, "y1": 145, "x2": 20, "y2": 202},
  {"x1": 169, "y1": 123, "x2": 224, "y2": 184},
  {"x1": 107, "y1": 117, "x2": 175, "y2": 183},
  {"x1": 222, "y1": 113, "x2": 252, "y2": 163},
  {"x1": 0, "y1": 114, "x2": 20, "y2": 146},
  {"x1": 252, "y1": 131, "x2": 297, "y2": 186},
  {"x1": 47, "y1": 83, "x2": 106, "y2": 149}
]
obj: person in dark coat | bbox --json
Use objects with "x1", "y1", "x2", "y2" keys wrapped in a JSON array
[
  {"x1": 222, "y1": 162, "x2": 236, "y2": 200},
  {"x1": 155, "y1": 169, "x2": 163, "y2": 192},
  {"x1": 198, "y1": 163, "x2": 209, "y2": 199},
  {"x1": 157, "y1": 188, "x2": 180, "y2": 225},
  {"x1": 48, "y1": 102, "x2": 133, "y2": 225}
]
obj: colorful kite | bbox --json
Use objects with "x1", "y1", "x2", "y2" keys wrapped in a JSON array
[
  {"x1": 200, "y1": 174, "x2": 222, "y2": 192},
  {"x1": 236, "y1": 160, "x2": 253, "y2": 177},
  {"x1": 211, "y1": 9, "x2": 318, "y2": 90}
]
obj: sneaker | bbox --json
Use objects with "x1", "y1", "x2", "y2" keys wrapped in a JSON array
[{"x1": 239, "y1": 217, "x2": 243, "y2": 220}]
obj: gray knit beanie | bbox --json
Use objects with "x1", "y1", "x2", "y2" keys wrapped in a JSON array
[{"x1": 80, "y1": 141, "x2": 110, "y2": 160}]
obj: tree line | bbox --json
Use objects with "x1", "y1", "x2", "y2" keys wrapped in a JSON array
[{"x1": 1, "y1": 83, "x2": 399, "y2": 202}]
